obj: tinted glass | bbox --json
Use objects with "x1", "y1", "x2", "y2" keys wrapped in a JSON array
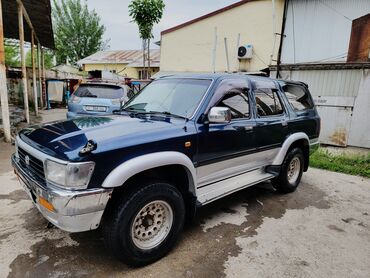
[
  {"x1": 283, "y1": 84, "x2": 314, "y2": 111},
  {"x1": 74, "y1": 85, "x2": 125, "y2": 99},
  {"x1": 123, "y1": 78, "x2": 211, "y2": 118},
  {"x1": 218, "y1": 93, "x2": 249, "y2": 119},
  {"x1": 255, "y1": 88, "x2": 284, "y2": 116}
]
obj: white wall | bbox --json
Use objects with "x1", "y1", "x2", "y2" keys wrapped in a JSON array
[
  {"x1": 281, "y1": 0, "x2": 370, "y2": 64},
  {"x1": 160, "y1": 0, "x2": 284, "y2": 73}
]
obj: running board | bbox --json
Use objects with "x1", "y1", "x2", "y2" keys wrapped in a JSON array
[{"x1": 196, "y1": 168, "x2": 274, "y2": 205}]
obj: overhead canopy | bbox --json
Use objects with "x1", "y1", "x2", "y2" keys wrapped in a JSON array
[{"x1": 2, "y1": 0, "x2": 54, "y2": 49}]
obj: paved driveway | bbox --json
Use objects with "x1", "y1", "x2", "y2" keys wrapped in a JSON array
[{"x1": 1, "y1": 143, "x2": 369, "y2": 278}]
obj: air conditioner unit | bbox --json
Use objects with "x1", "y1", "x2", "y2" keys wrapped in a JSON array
[{"x1": 238, "y1": 44, "x2": 253, "y2": 59}]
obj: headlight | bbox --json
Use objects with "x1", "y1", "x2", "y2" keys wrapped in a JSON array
[{"x1": 45, "y1": 159, "x2": 95, "y2": 189}]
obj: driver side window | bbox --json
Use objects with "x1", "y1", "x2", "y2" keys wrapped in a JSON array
[{"x1": 217, "y1": 92, "x2": 249, "y2": 119}]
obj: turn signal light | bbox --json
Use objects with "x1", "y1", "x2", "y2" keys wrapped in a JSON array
[{"x1": 39, "y1": 197, "x2": 55, "y2": 212}]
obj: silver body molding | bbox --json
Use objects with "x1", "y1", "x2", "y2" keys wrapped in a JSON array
[
  {"x1": 101, "y1": 151, "x2": 197, "y2": 195},
  {"x1": 196, "y1": 148, "x2": 280, "y2": 188},
  {"x1": 271, "y1": 132, "x2": 310, "y2": 165}
]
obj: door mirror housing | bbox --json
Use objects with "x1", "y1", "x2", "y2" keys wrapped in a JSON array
[{"x1": 208, "y1": 107, "x2": 231, "y2": 124}]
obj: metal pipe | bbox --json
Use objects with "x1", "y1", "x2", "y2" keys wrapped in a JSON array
[
  {"x1": 31, "y1": 32, "x2": 38, "y2": 116},
  {"x1": 224, "y1": 37, "x2": 230, "y2": 73},
  {"x1": 212, "y1": 27, "x2": 217, "y2": 73},
  {"x1": 269, "y1": 0, "x2": 277, "y2": 65},
  {"x1": 276, "y1": 0, "x2": 289, "y2": 78},
  {"x1": 0, "y1": 0, "x2": 11, "y2": 142},
  {"x1": 18, "y1": 3, "x2": 29, "y2": 123},
  {"x1": 235, "y1": 33, "x2": 241, "y2": 72}
]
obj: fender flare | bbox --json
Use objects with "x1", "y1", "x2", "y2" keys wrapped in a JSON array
[
  {"x1": 272, "y1": 132, "x2": 309, "y2": 165},
  {"x1": 101, "y1": 151, "x2": 197, "y2": 195}
]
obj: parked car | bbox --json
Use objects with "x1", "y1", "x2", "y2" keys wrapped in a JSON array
[
  {"x1": 67, "y1": 81, "x2": 132, "y2": 118},
  {"x1": 12, "y1": 73, "x2": 320, "y2": 266}
]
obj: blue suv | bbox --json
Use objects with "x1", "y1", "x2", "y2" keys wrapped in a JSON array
[
  {"x1": 67, "y1": 82, "x2": 132, "y2": 118},
  {"x1": 12, "y1": 73, "x2": 320, "y2": 266}
]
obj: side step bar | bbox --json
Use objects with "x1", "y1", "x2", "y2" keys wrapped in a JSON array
[{"x1": 196, "y1": 168, "x2": 274, "y2": 205}]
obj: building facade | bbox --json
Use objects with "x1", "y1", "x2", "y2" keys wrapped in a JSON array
[
  {"x1": 160, "y1": 0, "x2": 285, "y2": 73},
  {"x1": 78, "y1": 50, "x2": 160, "y2": 79},
  {"x1": 272, "y1": 0, "x2": 370, "y2": 148}
]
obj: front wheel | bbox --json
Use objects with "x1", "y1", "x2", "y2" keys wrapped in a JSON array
[
  {"x1": 102, "y1": 182, "x2": 185, "y2": 266},
  {"x1": 272, "y1": 147, "x2": 304, "y2": 193}
]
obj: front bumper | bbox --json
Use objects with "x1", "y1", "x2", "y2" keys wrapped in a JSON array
[{"x1": 12, "y1": 154, "x2": 112, "y2": 233}]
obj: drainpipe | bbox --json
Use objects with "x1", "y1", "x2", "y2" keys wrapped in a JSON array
[
  {"x1": 276, "y1": 0, "x2": 289, "y2": 79},
  {"x1": 269, "y1": 0, "x2": 277, "y2": 66}
]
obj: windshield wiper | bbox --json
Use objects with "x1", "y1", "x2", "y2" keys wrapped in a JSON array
[{"x1": 145, "y1": 111, "x2": 187, "y2": 120}]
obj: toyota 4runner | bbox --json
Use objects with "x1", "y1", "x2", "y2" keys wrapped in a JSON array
[{"x1": 12, "y1": 73, "x2": 320, "y2": 266}]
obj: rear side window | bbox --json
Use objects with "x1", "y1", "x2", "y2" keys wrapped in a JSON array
[
  {"x1": 255, "y1": 88, "x2": 284, "y2": 117},
  {"x1": 282, "y1": 84, "x2": 314, "y2": 111},
  {"x1": 74, "y1": 85, "x2": 125, "y2": 99}
]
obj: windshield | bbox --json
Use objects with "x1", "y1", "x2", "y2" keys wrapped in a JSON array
[
  {"x1": 122, "y1": 78, "x2": 211, "y2": 118},
  {"x1": 73, "y1": 85, "x2": 126, "y2": 99}
]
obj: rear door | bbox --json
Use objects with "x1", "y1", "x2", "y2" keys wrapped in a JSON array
[{"x1": 252, "y1": 80, "x2": 289, "y2": 156}]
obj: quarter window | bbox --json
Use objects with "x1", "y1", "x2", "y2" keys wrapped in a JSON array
[
  {"x1": 283, "y1": 84, "x2": 314, "y2": 111},
  {"x1": 255, "y1": 88, "x2": 284, "y2": 116}
]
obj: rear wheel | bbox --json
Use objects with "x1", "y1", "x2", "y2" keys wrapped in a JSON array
[
  {"x1": 102, "y1": 181, "x2": 185, "y2": 266},
  {"x1": 272, "y1": 147, "x2": 304, "y2": 193}
]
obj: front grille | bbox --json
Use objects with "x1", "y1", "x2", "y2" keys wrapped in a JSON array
[{"x1": 18, "y1": 147, "x2": 45, "y2": 181}]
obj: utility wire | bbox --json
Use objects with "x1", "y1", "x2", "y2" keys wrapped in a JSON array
[{"x1": 317, "y1": 0, "x2": 352, "y2": 21}]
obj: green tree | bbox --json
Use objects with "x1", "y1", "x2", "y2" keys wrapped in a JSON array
[
  {"x1": 129, "y1": 0, "x2": 165, "y2": 78},
  {"x1": 4, "y1": 39, "x2": 20, "y2": 67},
  {"x1": 52, "y1": 0, "x2": 107, "y2": 65},
  {"x1": 26, "y1": 49, "x2": 55, "y2": 69}
]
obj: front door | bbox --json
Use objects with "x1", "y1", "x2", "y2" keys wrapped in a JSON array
[{"x1": 195, "y1": 78, "x2": 257, "y2": 187}]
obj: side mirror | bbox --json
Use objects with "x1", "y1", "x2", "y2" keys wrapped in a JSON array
[{"x1": 208, "y1": 107, "x2": 231, "y2": 124}]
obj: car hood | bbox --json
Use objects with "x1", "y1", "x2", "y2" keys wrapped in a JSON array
[{"x1": 19, "y1": 115, "x2": 189, "y2": 161}]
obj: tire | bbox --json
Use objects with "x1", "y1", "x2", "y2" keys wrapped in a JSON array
[
  {"x1": 272, "y1": 147, "x2": 304, "y2": 193},
  {"x1": 102, "y1": 181, "x2": 185, "y2": 266}
]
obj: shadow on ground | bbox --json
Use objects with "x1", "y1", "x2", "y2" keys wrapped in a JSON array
[{"x1": 7, "y1": 181, "x2": 330, "y2": 278}]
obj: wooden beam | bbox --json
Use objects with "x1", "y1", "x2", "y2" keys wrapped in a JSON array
[
  {"x1": 37, "y1": 43, "x2": 43, "y2": 108},
  {"x1": 0, "y1": 0, "x2": 11, "y2": 142},
  {"x1": 18, "y1": 3, "x2": 29, "y2": 124},
  {"x1": 31, "y1": 32, "x2": 38, "y2": 116},
  {"x1": 15, "y1": 0, "x2": 40, "y2": 44},
  {"x1": 41, "y1": 47, "x2": 46, "y2": 108}
]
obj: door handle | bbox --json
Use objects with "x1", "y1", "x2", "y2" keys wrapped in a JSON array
[{"x1": 281, "y1": 121, "x2": 288, "y2": 127}]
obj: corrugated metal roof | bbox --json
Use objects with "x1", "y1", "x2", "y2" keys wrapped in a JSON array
[
  {"x1": 2, "y1": 0, "x2": 54, "y2": 49},
  {"x1": 77, "y1": 49, "x2": 160, "y2": 68},
  {"x1": 281, "y1": 0, "x2": 370, "y2": 64}
]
